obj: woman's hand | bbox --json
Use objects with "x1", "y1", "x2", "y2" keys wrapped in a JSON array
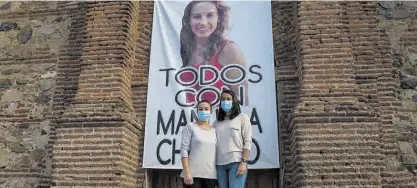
[
  {"x1": 184, "y1": 172, "x2": 193, "y2": 185},
  {"x1": 236, "y1": 162, "x2": 247, "y2": 177}
]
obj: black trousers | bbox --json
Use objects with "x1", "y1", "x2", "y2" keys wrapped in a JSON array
[{"x1": 183, "y1": 178, "x2": 218, "y2": 188}]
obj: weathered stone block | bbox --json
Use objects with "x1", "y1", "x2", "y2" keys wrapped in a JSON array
[
  {"x1": 1, "y1": 90, "x2": 22, "y2": 102},
  {"x1": 0, "y1": 2, "x2": 11, "y2": 10},
  {"x1": 398, "y1": 142, "x2": 417, "y2": 165},
  {"x1": 0, "y1": 147, "x2": 9, "y2": 168}
]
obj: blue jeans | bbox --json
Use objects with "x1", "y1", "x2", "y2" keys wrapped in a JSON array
[{"x1": 216, "y1": 162, "x2": 248, "y2": 188}]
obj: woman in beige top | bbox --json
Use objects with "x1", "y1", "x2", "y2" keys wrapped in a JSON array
[{"x1": 213, "y1": 90, "x2": 252, "y2": 188}]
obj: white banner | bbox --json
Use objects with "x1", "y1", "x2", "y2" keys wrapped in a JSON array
[{"x1": 143, "y1": 0, "x2": 279, "y2": 169}]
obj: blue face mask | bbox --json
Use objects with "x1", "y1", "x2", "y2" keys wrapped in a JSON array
[
  {"x1": 197, "y1": 111, "x2": 211, "y2": 121},
  {"x1": 221, "y1": 100, "x2": 232, "y2": 112}
]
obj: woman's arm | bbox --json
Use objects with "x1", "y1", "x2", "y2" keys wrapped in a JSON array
[
  {"x1": 180, "y1": 126, "x2": 193, "y2": 185},
  {"x1": 241, "y1": 113, "x2": 252, "y2": 158},
  {"x1": 218, "y1": 42, "x2": 249, "y2": 106},
  {"x1": 237, "y1": 113, "x2": 252, "y2": 177},
  {"x1": 181, "y1": 158, "x2": 192, "y2": 183}
]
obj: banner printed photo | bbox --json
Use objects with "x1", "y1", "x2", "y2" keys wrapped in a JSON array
[{"x1": 143, "y1": 0, "x2": 279, "y2": 169}]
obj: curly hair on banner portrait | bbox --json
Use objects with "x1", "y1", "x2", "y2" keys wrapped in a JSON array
[
  {"x1": 178, "y1": 0, "x2": 250, "y2": 107},
  {"x1": 180, "y1": 0, "x2": 231, "y2": 67}
]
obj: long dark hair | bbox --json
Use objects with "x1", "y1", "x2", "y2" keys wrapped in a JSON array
[
  {"x1": 217, "y1": 89, "x2": 241, "y2": 121},
  {"x1": 180, "y1": 0, "x2": 230, "y2": 67}
]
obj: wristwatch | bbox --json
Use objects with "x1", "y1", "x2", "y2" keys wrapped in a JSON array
[{"x1": 241, "y1": 158, "x2": 248, "y2": 163}]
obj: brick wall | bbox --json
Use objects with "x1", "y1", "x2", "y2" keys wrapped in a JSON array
[
  {"x1": 281, "y1": 1, "x2": 416, "y2": 187},
  {"x1": 50, "y1": 1, "x2": 142, "y2": 187},
  {"x1": 272, "y1": 1, "x2": 300, "y2": 187},
  {"x1": 133, "y1": 1, "x2": 154, "y2": 187}
]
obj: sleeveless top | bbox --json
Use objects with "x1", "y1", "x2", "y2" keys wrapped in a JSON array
[{"x1": 181, "y1": 40, "x2": 232, "y2": 106}]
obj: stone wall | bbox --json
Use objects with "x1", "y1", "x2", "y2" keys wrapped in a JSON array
[
  {"x1": 1, "y1": 1, "x2": 145, "y2": 187},
  {"x1": 0, "y1": 1, "x2": 72, "y2": 187},
  {"x1": 378, "y1": 0, "x2": 417, "y2": 181},
  {"x1": 0, "y1": 1, "x2": 416, "y2": 188}
]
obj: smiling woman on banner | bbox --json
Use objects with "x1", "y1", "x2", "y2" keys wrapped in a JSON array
[
  {"x1": 180, "y1": 0, "x2": 249, "y2": 107},
  {"x1": 180, "y1": 100, "x2": 218, "y2": 188},
  {"x1": 214, "y1": 89, "x2": 252, "y2": 188}
]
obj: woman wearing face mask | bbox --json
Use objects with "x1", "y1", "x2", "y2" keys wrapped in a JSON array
[
  {"x1": 180, "y1": 100, "x2": 218, "y2": 188},
  {"x1": 213, "y1": 90, "x2": 252, "y2": 188}
]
